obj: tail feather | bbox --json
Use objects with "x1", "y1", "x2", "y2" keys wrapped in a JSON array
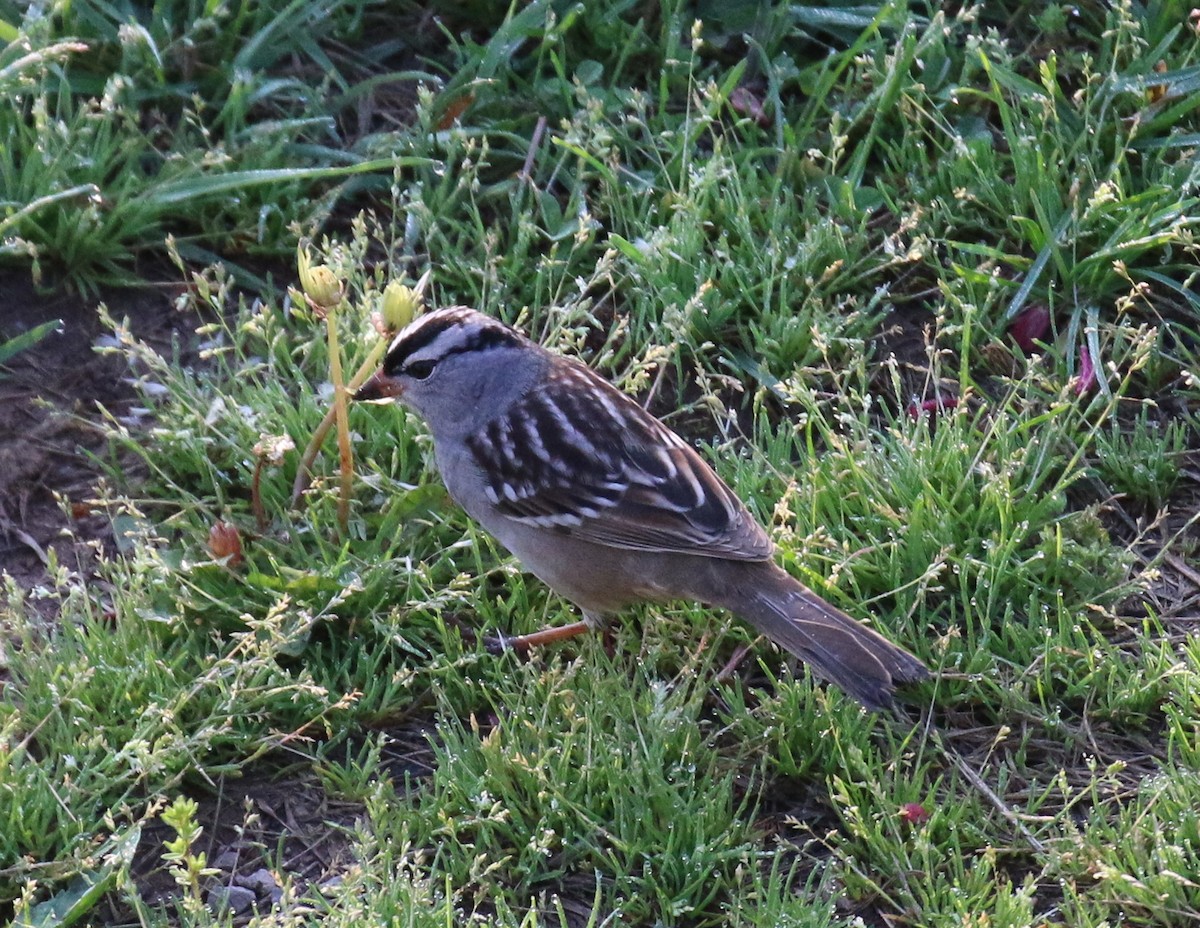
[{"x1": 705, "y1": 562, "x2": 928, "y2": 710}]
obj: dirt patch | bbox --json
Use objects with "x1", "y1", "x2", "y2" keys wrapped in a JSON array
[
  {"x1": 0, "y1": 271, "x2": 193, "y2": 595},
  {"x1": 113, "y1": 717, "x2": 438, "y2": 923},
  {"x1": 125, "y1": 767, "x2": 361, "y2": 920}
]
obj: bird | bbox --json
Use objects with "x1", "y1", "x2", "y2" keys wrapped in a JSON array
[{"x1": 354, "y1": 306, "x2": 929, "y2": 710}]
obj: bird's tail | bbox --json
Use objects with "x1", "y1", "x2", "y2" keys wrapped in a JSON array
[{"x1": 703, "y1": 561, "x2": 928, "y2": 710}]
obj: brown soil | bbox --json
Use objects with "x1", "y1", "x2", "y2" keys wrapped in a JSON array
[
  {"x1": 111, "y1": 718, "x2": 438, "y2": 923},
  {"x1": 0, "y1": 271, "x2": 190, "y2": 593}
]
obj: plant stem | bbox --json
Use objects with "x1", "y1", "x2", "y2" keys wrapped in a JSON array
[
  {"x1": 290, "y1": 336, "x2": 389, "y2": 508},
  {"x1": 325, "y1": 308, "x2": 354, "y2": 534}
]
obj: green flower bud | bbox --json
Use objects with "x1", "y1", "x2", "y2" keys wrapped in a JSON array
[
  {"x1": 297, "y1": 246, "x2": 343, "y2": 310},
  {"x1": 380, "y1": 281, "x2": 421, "y2": 333},
  {"x1": 302, "y1": 265, "x2": 343, "y2": 310}
]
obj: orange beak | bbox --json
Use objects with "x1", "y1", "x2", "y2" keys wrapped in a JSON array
[{"x1": 354, "y1": 370, "x2": 404, "y2": 402}]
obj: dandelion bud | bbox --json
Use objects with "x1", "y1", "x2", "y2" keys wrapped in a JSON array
[
  {"x1": 301, "y1": 265, "x2": 343, "y2": 310},
  {"x1": 380, "y1": 281, "x2": 421, "y2": 333},
  {"x1": 297, "y1": 245, "x2": 343, "y2": 310}
]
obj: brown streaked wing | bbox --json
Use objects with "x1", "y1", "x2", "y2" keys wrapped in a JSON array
[{"x1": 465, "y1": 360, "x2": 774, "y2": 561}]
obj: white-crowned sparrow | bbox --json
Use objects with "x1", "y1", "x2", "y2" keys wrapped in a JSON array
[{"x1": 355, "y1": 306, "x2": 928, "y2": 709}]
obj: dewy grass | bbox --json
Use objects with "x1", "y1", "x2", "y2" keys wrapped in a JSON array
[
  {"x1": 764, "y1": 373, "x2": 1140, "y2": 644},
  {"x1": 1053, "y1": 766, "x2": 1200, "y2": 927},
  {"x1": 0, "y1": 566, "x2": 330, "y2": 881},
  {"x1": 383, "y1": 654, "x2": 760, "y2": 925},
  {"x1": 0, "y1": 0, "x2": 431, "y2": 289},
  {"x1": 1093, "y1": 407, "x2": 1190, "y2": 510},
  {"x1": 5, "y1": 0, "x2": 1200, "y2": 925}
]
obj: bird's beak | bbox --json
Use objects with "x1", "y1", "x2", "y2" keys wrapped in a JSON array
[{"x1": 354, "y1": 370, "x2": 404, "y2": 402}]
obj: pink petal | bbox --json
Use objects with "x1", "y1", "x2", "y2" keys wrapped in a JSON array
[
  {"x1": 1075, "y1": 346, "x2": 1097, "y2": 395},
  {"x1": 899, "y1": 802, "x2": 930, "y2": 824},
  {"x1": 729, "y1": 86, "x2": 770, "y2": 128},
  {"x1": 906, "y1": 395, "x2": 959, "y2": 419},
  {"x1": 1008, "y1": 304, "x2": 1051, "y2": 353}
]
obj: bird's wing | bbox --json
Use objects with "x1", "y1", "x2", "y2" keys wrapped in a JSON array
[{"x1": 465, "y1": 361, "x2": 773, "y2": 561}]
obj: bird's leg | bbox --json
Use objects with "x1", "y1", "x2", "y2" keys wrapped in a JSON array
[
  {"x1": 484, "y1": 619, "x2": 593, "y2": 654},
  {"x1": 484, "y1": 611, "x2": 609, "y2": 655}
]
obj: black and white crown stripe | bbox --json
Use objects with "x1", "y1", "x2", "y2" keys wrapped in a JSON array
[{"x1": 382, "y1": 306, "x2": 522, "y2": 377}]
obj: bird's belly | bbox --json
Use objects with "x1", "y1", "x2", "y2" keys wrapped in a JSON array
[
  {"x1": 485, "y1": 519, "x2": 648, "y2": 614},
  {"x1": 435, "y1": 448, "x2": 688, "y2": 614}
]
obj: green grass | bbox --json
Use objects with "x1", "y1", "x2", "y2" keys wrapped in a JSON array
[
  {"x1": 0, "y1": 0, "x2": 429, "y2": 291},
  {"x1": 4, "y1": 0, "x2": 1200, "y2": 925}
]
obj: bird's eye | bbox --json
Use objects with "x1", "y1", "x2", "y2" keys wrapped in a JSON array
[{"x1": 405, "y1": 359, "x2": 436, "y2": 380}]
